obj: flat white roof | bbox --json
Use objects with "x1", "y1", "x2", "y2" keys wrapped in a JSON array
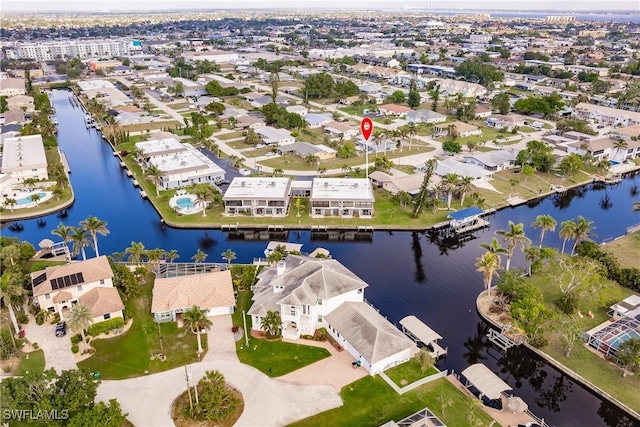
[
  {"x1": 1, "y1": 134, "x2": 47, "y2": 172},
  {"x1": 149, "y1": 148, "x2": 224, "y2": 175},
  {"x1": 224, "y1": 177, "x2": 291, "y2": 199},
  {"x1": 76, "y1": 79, "x2": 116, "y2": 91},
  {"x1": 135, "y1": 138, "x2": 187, "y2": 156},
  {"x1": 311, "y1": 178, "x2": 374, "y2": 201}
]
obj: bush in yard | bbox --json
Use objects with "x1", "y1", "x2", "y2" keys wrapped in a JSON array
[
  {"x1": 71, "y1": 344, "x2": 79, "y2": 354},
  {"x1": 313, "y1": 327, "x2": 328, "y2": 341},
  {"x1": 71, "y1": 334, "x2": 82, "y2": 344},
  {"x1": 87, "y1": 317, "x2": 124, "y2": 336},
  {"x1": 0, "y1": 329, "x2": 14, "y2": 359},
  {"x1": 15, "y1": 312, "x2": 28, "y2": 325},
  {"x1": 50, "y1": 313, "x2": 60, "y2": 324},
  {"x1": 231, "y1": 325, "x2": 239, "y2": 333}
]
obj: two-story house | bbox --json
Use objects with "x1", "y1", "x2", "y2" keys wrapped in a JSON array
[
  {"x1": 223, "y1": 177, "x2": 292, "y2": 217},
  {"x1": 30, "y1": 256, "x2": 124, "y2": 324},
  {"x1": 248, "y1": 255, "x2": 368, "y2": 340}
]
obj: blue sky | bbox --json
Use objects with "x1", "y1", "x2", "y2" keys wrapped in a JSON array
[{"x1": 3, "y1": 0, "x2": 639, "y2": 11}]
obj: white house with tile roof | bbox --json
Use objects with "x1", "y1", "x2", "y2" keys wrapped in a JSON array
[
  {"x1": 151, "y1": 269, "x2": 235, "y2": 322},
  {"x1": 30, "y1": 256, "x2": 124, "y2": 323},
  {"x1": 248, "y1": 255, "x2": 368, "y2": 339}
]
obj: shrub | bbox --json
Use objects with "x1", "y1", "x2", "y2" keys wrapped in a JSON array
[
  {"x1": 29, "y1": 304, "x2": 40, "y2": 316},
  {"x1": 231, "y1": 325, "x2": 239, "y2": 333},
  {"x1": 50, "y1": 313, "x2": 60, "y2": 324},
  {"x1": 70, "y1": 334, "x2": 82, "y2": 344},
  {"x1": 0, "y1": 329, "x2": 14, "y2": 359},
  {"x1": 32, "y1": 343, "x2": 38, "y2": 350},
  {"x1": 87, "y1": 317, "x2": 124, "y2": 336},
  {"x1": 555, "y1": 292, "x2": 579, "y2": 315},
  {"x1": 35, "y1": 310, "x2": 51, "y2": 325},
  {"x1": 71, "y1": 344, "x2": 79, "y2": 354},
  {"x1": 15, "y1": 312, "x2": 29, "y2": 325},
  {"x1": 313, "y1": 327, "x2": 328, "y2": 341},
  {"x1": 619, "y1": 268, "x2": 640, "y2": 292}
]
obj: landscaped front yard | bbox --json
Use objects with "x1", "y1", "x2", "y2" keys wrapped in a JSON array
[{"x1": 78, "y1": 274, "x2": 204, "y2": 379}]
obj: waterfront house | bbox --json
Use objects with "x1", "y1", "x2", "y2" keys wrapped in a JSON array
[
  {"x1": 1, "y1": 134, "x2": 48, "y2": 190},
  {"x1": 566, "y1": 136, "x2": 640, "y2": 162},
  {"x1": 248, "y1": 255, "x2": 368, "y2": 340},
  {"x1": 435, "y1": 158, "x2": 493, "y2": 180},
  {"x1": 151, "y1": 269, "x2": 235, "y2": 322},
  {"x1": 309, "y1": 178, "x2": 374, "y2": 218},
  {"x1": 369, "y1": 171, "x2": 440, "y2": 195},
  {"x1": 0, "y1": 78, "x2": 26, "y2": 97},
  {"x1": 463, "y1": 150, "x2": 517, "y2": 172},
  {"x1": 30, "y1": 256, "x2": 124, "y2": 324},
  {"x1": 324, "y1": 301, "x2": 416, "y2": 375},
  {"x1": 223, "y1": 177, "x2": 292, "y2": 217}
]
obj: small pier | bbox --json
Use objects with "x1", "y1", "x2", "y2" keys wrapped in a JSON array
[
  {"x1": 59, "y1": 151, "x2": 71, "y2": 174},
  {"x1": 400, "y1": 315, "x2": 448, "y2": 359},
  {"x1": 221, "y1": 223, "x2": 239, "y2": 231},
  {"x1": 486, "y1": 327, "x2": 525, "y2": 352},
  {"x1": 132, "y1": 180, "x2": 139, "y2": 187},
  {"x1": 140, "y1": 190, "x2": 147, "y2": 199}
]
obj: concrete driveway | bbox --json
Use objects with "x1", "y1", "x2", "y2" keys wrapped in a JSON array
[
  {"x1": 22, "y1": 317, "x2": 77, "y2": 373},
  {"x1": 97, "y1": 360, "x2": 342, "y2": 427}
]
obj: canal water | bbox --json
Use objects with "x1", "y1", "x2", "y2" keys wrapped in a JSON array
[{"x1": 3, "y1": 90, "x2": 640, "y2": 427}]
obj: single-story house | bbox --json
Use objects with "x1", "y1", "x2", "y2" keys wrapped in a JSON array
[
  {"x1": 406, "y1": 109, "x2": 447, "y2": 124},
  {"x1": 256, "y1": 127, "x2": 296, "y2": 146},
  {"x1": 486, "y1": 114, "x2": 528, "y2": 132},
  {"x1": 277, "y1": 141, "x2": 336, "y2": 160},
  {"x1": 463, "y1": 150, "x2": 517, "y2": 172},
  {"x1": 379, "y1": 104, "x2": 413, "y2": 118},
  {"x1": 369, "y1": 171, "x2": 441, "y2": 195},
  {"x1": 324, "y1": 301, "x2": 416, "y2": 375},
  {"x1": 285, "y1": 105, "x2": 309, "y2": 116},
  {"x1": 152, "y1": 269, "x2": 235, "y2": 322},
  {"x1": 304, "y1": 113, "x2": 333, "y2": 128},
  {"x1": 435, "y1": 158, "x2": 493, "y2": 180},
  {"x1": 434, "y1": 121, "x2": 481, "y2": 138},
  {"x1": 235, "y1": 115, "x2": 266, "y2": 130},
  {"x1": 323, "y1": 121, "x2": 359, "y2": 139}
]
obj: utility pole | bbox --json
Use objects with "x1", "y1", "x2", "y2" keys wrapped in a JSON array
[
  {"x1": 184, "y1": 365, "x2": 193, "y2": 410},
  {"x1": 242, "y1": 310, "x2": 249, "y2": 348}
]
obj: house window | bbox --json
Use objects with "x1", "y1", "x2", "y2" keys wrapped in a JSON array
[
  {"x1": 317, "y1": 299, "x2": 322, "y2": 306},
  {"x1": 103, "y1": 313, "x2": 111, "y2": 320},
  {"x1": 47, "y1": 307, "x2": 55, "y2": 313},
  {"x1": 77, "y1": 285, "x2": 83, "y2": 292},
  {"x1": 302, "y1": 305, "x2": 308, "y2": 315},
  {"x1": 100, "y1": 279, "x2": 105, "y2": 285},
  {"x1": 290, "y1": 306, "x2": 296, "y2": 316},
  {"x1": 45, "y1": 293, "x2": 51, "y2": 300},
  {"x1": 357, "y1": 288, "x2": 363, "y2": 294},
  {"x1": 317, "y1": 315, "x2": 323, "y2": 323}
]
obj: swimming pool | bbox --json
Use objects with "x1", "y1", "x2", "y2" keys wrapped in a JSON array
[
  {"x1": 176, "y1": 197, "x2": 194, "y2": 209},
  {"x1": 16, "y1": 192, "x2": 47, "y2": 205}
]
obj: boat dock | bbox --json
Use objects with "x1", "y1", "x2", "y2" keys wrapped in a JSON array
[
  {"x1": 400, "y1": 315, "x2": 448, "y2": 359},
  {"x1": 487, "y1": 327, "x2": 525, "y2": 352}
]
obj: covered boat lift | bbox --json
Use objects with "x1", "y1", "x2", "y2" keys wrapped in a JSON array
[
  {"x1": 461, "y1": 363, "x2": 512, "y2": 400},
  {"x1": 399, "y1": 315, "x2": 447, "y2": 358}
]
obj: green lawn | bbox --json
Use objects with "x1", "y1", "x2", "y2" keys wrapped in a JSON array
[
  {"x1": 338, "y1": 103, "x2": 379, "y2": 116},
  {"x1": 385, "y1": 360, "x2": 439, "y2": 387},
  {"x1": 288, "y1": 376, "x2": 496, "y2": 427},
  {"x1": 601, "y1": 232, "x2": 640, "y2": 269},
  {"x1": 217, "y1": 131, "x2": 245, "y2": 141},
  {"x1": 78, "y1": 276, "x2": 204, "y2": 379},
  {"x1": 233, "y1": 289, "x2": 330, "y2": 377},
  {"x1": 17, "y1": 349, "x2": 45, "y2": 376},
  {"x1": 521, "y1": 260, "x2": 640, "y2": 411}
]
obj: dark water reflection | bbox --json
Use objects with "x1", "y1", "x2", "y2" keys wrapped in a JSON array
[{"x1": 3, "y1": 90, "x2": 640, "y2": 427}]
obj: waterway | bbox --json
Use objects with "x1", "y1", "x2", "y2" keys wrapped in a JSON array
[{"x1": 3, "y1": 90, "x2": 640, "y2": 427}]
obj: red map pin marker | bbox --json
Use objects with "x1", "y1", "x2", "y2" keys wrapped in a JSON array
[{"x1": 360, "y1": 117, "x2": 373, "y2": 141}]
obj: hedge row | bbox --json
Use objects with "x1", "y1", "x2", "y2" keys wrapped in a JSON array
[{"x1": 87, "y1": 317, "x2": 125, "y2": 337}]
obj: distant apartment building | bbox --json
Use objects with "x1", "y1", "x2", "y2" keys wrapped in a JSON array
[
  {"x1": 544, "y1": 16, "x2": 576, "y2": 24},
  {"x1": 5, "y1": 40, "x2": 142, "y2": 61},
  {"x1": 223, "y1": 177, "x2": 292, "y2": 217},
  {"x1": 573, "y1": 103, "x2": 640, "y2": 127},
  {"x1": 182, "y1": 50, "x2": 239, "y2": 64},
  {"x1": 0, "y1": 134, "x2": 48, "y2": 187},
  {"x1": 310, "y1": 178, "x2": 374, "y2": 219}
]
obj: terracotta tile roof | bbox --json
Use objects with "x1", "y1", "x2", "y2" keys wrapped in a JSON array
[
  {"x1": 53, "y1": 291, "x2": 72, "y2": 303},
  {"x1": 78, "y1": 287, "x2": 124, "y2": 318},
  {"x1": 31, "y1": 256, "x2": 114, "y2": 297},
  {"x1": 151, "y1": 270, "x2": 235, "y2": 313}
]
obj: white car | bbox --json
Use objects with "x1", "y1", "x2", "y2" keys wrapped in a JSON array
[
  {"x1": 254, "y1": 144, "x2": 266, "y2": 149},
  {"x1": 239, "y1": 168, "x2": 251, "y2": 176},
  {"x1": 264, "y1": 152, "x2": 277, "y2": 157}
]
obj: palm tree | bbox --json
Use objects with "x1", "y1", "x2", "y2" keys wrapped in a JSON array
[
  {"x1": 442, "y1": 173, "x2": 459, "y2": 210},
  {"x1": 144, "y1": 165, "x2": 163, "y2": 197},
  {"x1": 67, "y1": 303, "x2": 93, "y2": 353},
  {"x1": 260, "y1": 310, "x2": 283, "y2": 337},
  {"x1": 532, "y1": 214, "x2": 557, "y2": 248},
  {"x1": 221, "y1": 249, "x2": 236, "y2": 265},
  {"x1": 524, "y1": 246, "x2": 541, "y2": 276},
  {"x1": 80, "y1": 216, "x2": 109, "y2": 257},
  {"x1": 51, "y1": 222, "x2": 72, "y2": 254},
  {"x1": 192, "y1": 248, "x2": 208, "y2": 263},
  {"x1": 479, "y1": 237, "x2": 508, "y2": 256},
  {"x1": 147, "y1": 248, "x2": 164, "y2": 270},
  {"x1": 559, "y1": 220, "x2": 576, "y2": 254},
  {"x1": 183, "y1": 306, "x2": 212, "y2": 355},
  {"x1": 495, "y1": 221, "x2": 531, "y2": 270},
  {"x1": 165, "y1": 249, "x2": 180, "y2": 263},
  {"x1": 273, "y1": 168, "x2": 284, "y2": 176},
  {"x1": 125, "y1": 241, "x2": 147, "y2": 263},
  {"x1": 612, "y1": 138, "x2": 628, "y2": 161},
  {"x1": 3, "y1": 198, "x2": 17, "y2": 212},
  {"x1": 69, "y1": 226, "x2": 90, "y2": 260},
  {"x1": 475, "y1": 252, "x2": 503, "y2": 297},
  {"x1": 30, "y1": 193, "x2": 42, "y2": 206},
  {"x1": 458, "y1": 176, "x2": 474, "y2": 207},
  {"x1": 194, "y1": 186, "x2": 212, "y2": 217},
  {"x1": 570, "y1": 216, "x2": 596, "y2": 255}
]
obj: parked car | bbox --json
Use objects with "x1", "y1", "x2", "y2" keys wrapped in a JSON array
[
  {"x1": 55, "y1": 321, "x2": 67, "y2": 337},
  {"x1": 254, "y1": 143, "x2": 266, "y2": 149},
  {"x1": 264, "y1": 151, "x2": 277, "y2": 157}
]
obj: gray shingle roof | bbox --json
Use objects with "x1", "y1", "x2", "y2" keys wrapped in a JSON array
[
  {"x1": 248, "y1": 255, "x2": 368, "y2": 317},
  {"x1": 324, "y1": 301, "x2": 415, "y2": 364}
]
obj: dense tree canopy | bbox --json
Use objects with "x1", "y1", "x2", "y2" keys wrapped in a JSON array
[
  {"x1": 515, "y1": 140, "x2": 556, "y2": 172},
  {"x1": 456, "y1": 58, "x2": 503, "y2": 87},
  {"x1": 303, "y1": 72, "x2": 335, "y2": 99},
  {"x1": 513, "y1": 94, "x2": 564, "y2": 117}
]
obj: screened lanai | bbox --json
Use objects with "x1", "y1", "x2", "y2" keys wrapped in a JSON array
[{"x1": 587, "y1": 313, "x2": 640, "y2": 361}]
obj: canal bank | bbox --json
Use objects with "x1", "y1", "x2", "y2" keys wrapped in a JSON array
[
  {"x1": 5, "y1": 90, "x2": 640, "y2": 427},
  {"x1": 476, "y1": 292, "x2": 640, "y2": 422}
]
